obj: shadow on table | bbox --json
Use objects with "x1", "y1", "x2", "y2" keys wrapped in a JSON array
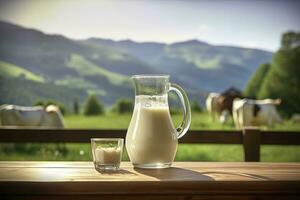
[
  {"x1": 201, "y1": 171, "x2": 272, "y2": 181},
  {"x1": 134, "y1": 167, "x2": 214, "y2": 181}
]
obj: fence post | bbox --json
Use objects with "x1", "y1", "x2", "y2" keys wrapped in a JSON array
[{"x1": 242, "y1": 127, "x2": 260, "y2": 162}]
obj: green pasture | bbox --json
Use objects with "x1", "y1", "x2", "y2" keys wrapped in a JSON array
[
  {"x1": 67, "y1": 54, "x2": 128, "y2": 85},
  {"x1": 64, "y1": 112, "x2": 300, "y2": 131},
  {"x1": 1, "y1": 112, "x2": 300, "y2": 162},
  {"x1": 0, "y1": 61, "x2": 44, "y2": 82}
]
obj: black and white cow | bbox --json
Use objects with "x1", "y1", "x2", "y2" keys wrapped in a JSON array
[{"x1": 232, "y1": 99, "x2": 282, "y2": 128}]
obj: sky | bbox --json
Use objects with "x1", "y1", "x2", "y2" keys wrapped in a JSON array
[{"x1": 0, "y1": 0, "x2": 299, "y2": 52}]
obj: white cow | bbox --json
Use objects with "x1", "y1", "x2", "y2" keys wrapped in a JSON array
[
  {"x1": 0, "y1": 104, "x2": 64, "y2": 128},
  {"x1": 232, "y1": 98, "x2": 282, "y2": 129},
  {"x1": 206, "y1": 93, "x2": 221, "y2": 122}
]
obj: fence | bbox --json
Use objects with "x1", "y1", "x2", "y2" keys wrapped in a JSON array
[{"x1": 0, "y1": 127, "x2": 300, "y2": 161}]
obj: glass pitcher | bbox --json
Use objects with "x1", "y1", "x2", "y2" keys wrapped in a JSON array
[{"x1": 126, "y1": 75, "x2": 191, "y2": 169}]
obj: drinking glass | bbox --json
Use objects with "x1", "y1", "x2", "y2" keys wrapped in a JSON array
[{"x1": 91, "y1": 138, "x2": 124, "y2": 171}]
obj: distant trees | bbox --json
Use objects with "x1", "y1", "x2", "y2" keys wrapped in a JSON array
[
  {"x1": 191, "y1": 100, "x2": 202, "y2": 113},
  {"x1": 169, "y1": 107, "x2": 181, "y2": 115},
  {"x1": 244, "y1": 63, "x2": 271, "y2": 98},
  {"x1": 73, "y1": 98, "x2": 79, "y2": 114},
  {"x1": 112, "y1": 99, "x2": 134, "y2": 114},
  {"x1": 83, "y1": 95, "x2": 104, "y2": 116},
  {"x1": 281, "y1": 32, "x2": 300, "y2": 50},
  {"x1": 244, "y1": 31, "x2": 300, "y2": 117}
]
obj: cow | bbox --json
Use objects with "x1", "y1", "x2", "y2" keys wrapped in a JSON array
[
  {"x1": 220, "y1": 110, "x2": 230, "y2": 125},
  {"x1": 0, "y1": 104, "x2": 64, "y2": 128},
  {"x1": 206, "y1": 93, "x2": 221, "y2": 122},
  {"x1": 206, "y1": 88, "x2": 243, "y2": 123},
  {"x1": 217, "y1": 87, "x2": 243, "y2": 115},
  {"x1": 232, "y1": 98, "x2": 282, "y2": 129}
]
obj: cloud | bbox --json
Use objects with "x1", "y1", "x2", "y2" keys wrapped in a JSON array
[{"x1": 198, "y1": 24, "x2": 209, "y2": 32}]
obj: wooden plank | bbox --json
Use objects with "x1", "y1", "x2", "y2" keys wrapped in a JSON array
[
  {"x1": 4, "y1": 194, "x2": 300, "y2": 200},
  {"x1": 0, "y1": 162, "x2": 299, "y2": 197},
  {"x1": 0, "y1": 195, "x2": 192, "y2": 200},
  {"x1": 0, "y1": 128, "x2": 126, "y2": 143},
  {"x1": 242, "y1": 127, "x2": 260, "y2": 162},
  {"x1": 181, "y1": 130, "x2": 242, "y2": 144},
  {"x1": 0, "y1": 128, "x2": 242, "y2": 144},
  {"x1": 0, "y1": 128, "x2": 299, "y2": 146},
  {"x1": 261, "y1": 131, "x2": 300, "y2": 145}
]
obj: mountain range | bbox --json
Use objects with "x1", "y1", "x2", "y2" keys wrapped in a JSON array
[{"x1": 0, "y1": 21, "x2": 273, "y2": 111}]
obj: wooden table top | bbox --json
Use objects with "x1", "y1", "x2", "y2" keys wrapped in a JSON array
[{"x1": 0, "y1": 161, "x2": 300, "y2": 198}]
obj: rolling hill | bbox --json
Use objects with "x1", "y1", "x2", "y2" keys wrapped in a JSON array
[
  {"x1": 86, "y1": 38, "x2": 273, "y2": 92},
  {"x1": 0, "y1": 21, "x2": 273, "y2": 110}
]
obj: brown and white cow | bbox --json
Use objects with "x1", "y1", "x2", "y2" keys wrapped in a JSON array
[
  {"x1": 0, "y1": 104, "x2": 64, "y2": 128},
  {"x1": 217, "y1": 88, "x2": 243, "y2": 115},
  {"x1": 206, "y1": 88, "x2": 243, "y2": 124},
  {"x1": 232, "y1": 98, "x2": 282, "y2": 129}
]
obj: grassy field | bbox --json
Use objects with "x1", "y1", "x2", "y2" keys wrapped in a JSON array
[
  {"x1": 65, "y1": 112, "x2": 300, "y2": 130},
  {"x1": 1, "y1": 112, "x2": 300, "y2": 162},
  {"x1": 0, "y1": 61, "x2": 44, "y2": 82}
]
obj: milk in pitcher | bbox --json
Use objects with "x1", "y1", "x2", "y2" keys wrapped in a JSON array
[
  {"x1": 126, "y1": 95, "x2": 177, "y2": 168},
  {"x1": 126, "y1": 75, "x2": 191, "y2": 169}
]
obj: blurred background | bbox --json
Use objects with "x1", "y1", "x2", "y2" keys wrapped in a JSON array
[{"x1": 0, "y1": 0, "x2": 299, "y2": 161}]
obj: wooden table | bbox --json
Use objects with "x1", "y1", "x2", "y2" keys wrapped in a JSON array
[{"x1": 0, "y1": 162, "x2": 300, "y2": 199}]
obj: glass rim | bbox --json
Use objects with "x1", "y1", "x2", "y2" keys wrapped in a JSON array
[
  {"x1": 91, "y1": 138, "x2": 124, "y2": 142},
  {"x1": 131, "y1": 74, "x2": 170, "y2": 79}
]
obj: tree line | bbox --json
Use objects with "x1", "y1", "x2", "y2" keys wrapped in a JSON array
[{"x1": 244, "y1": 31, "x2": 300, "y2": 117}]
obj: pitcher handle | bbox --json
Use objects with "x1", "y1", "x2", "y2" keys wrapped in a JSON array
[{"x1": 169, "y1": 83, "x2": 191, "y2": 139}]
